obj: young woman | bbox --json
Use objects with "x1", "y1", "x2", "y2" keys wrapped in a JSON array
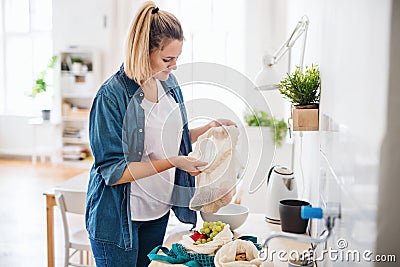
[{"x1": 86, "y1": 1, "x2": 235, "y2": 266}]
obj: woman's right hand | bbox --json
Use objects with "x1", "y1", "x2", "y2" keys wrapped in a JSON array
[{"x1": 170, "y1": 156, "x2": 208, "y2": 176}]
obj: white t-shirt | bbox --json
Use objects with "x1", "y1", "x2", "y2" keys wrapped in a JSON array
[{"x1": 130, "y1": 80, "x2": 183, "y2": 221}]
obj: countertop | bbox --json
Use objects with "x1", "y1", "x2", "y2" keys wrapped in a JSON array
[{"x1": 150, "y1": 212, "x2": 312, "y2": 267}]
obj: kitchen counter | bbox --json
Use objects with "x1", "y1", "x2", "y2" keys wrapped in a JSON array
[{"x1": 150, "y1": 212, "x2": 312, "y2": 267}]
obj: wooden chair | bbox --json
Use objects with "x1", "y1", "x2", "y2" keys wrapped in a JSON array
[{"x1": 55, "y1": 188, "x2": 94, "y2": 267}]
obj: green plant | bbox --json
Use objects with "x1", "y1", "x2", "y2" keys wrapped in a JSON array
[
  {"x1": 71, "y1": 57, "x2": 83, "y2": 64},
  {"x1": 278, "y1": 64, "x2": 320, "y2": 106},
  {"x1": 30, "y1": 55, "x2": 58, "y2": 97},
  {"x1": 244, "y1": 110, "x2": 288, "y2": 147}
]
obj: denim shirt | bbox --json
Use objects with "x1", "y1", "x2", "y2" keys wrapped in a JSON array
[{"x1": 86, "y1": 64, "x2": 197, "y2": 249}]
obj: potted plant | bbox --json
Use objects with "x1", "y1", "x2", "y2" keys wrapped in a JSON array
[
  {"x1": 244, "y1": 110, "x2": 288, "y2": 147},
  {"x1": 278, "y1": 64, "x2": 320, "y2": 131},
  {"x1": 30, "y1": 55, "x2": 58, "y2": 120}
]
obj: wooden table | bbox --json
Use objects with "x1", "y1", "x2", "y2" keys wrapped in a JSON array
[{"x1": 43, "y1": 171, "x2": 89, "y2": 267}]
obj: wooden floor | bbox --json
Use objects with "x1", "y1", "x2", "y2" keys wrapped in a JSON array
[{"x1": 0, "y1": 159, "x2": 88, "y2": 267}]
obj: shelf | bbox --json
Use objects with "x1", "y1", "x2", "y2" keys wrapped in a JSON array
[
  {"x1": 62, "y1": 137, "x2": 89, "y2": 145},
  {"x1": 60, "y1": 68, "x2": 97, "y2": 98},
  {"x1": 59, "y1": 49, "x2": 99, "y2": 172},
  {"x1": 62, "y1": 92, "x2": 95, "y2": 98},
  {"x1": 61, "y1": 70, "x2": 93, "y2": 75},
  {"x1": 62, "y1": 111, "x2": 90, "y2": 121},
  {"x1": 62, "y1": 116, "x2": 89, "y2": 122}
]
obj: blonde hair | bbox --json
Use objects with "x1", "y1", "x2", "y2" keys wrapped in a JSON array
[{"x1": 124, "y1": 1, "x2": 184, "y2": 84}]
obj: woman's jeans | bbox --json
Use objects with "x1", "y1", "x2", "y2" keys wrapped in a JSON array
[{"x1": 89, "y1": 211, "x2": 170, "y2": 267}]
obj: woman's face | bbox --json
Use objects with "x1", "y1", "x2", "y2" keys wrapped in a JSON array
[{"x1": 150, "y1": 39, "x2": 183, "y2": 81}]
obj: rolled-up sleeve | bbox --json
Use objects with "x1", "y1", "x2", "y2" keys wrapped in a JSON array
[{"x1": 89, "y1": 89, "x2": 127, "y2": 186}]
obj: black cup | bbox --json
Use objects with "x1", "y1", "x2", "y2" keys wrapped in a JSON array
[
  {"x1": 41, "y1": 109, "x2": 51, "y2": 121},
  {"x1": 279, "y1": 199, "x2": 310, "y2": 234}
]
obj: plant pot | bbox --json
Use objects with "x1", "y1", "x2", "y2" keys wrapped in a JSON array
[
  {"x1": 291, "y1": 104, "x2": 319, "y2": 131},
  {"x1": 41, "y1": 109, "x2": 51, "y2": 121}
]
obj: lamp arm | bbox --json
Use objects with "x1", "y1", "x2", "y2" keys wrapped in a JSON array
[
  {"x1": 269, "y1": 15, "x2": 309, "y2": 68},
  {"x1": 298, "y1": 20, "x2": 308, "y2": 71},
  {"x1": 270, "y1": 39, "x2": 291, "y2": 66},
  {"x1": 254, "y1": 15, "x2": 310, "y2": 92}
]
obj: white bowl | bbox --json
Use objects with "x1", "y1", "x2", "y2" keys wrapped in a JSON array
[{"x1": 200, "y1": 203, "x2": 249, "y2": 230}]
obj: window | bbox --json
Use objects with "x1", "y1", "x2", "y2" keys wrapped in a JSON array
[{"x1": 0, "y1": 0, "x2": 53, "y2": 116}]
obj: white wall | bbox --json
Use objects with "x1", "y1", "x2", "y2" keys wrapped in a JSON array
[
  {"x1": 376, "y1": 1, "x2": 400, "y2": 264},
  {"x1": 0, "y1": 116, "x2": 34, "y2": 155},
  {"x1": 280, "y1": 1, "x2": 392, "y2": 266},
  {"x1": 53, "y1": 0, "x2": 115, "y2": 79},
  {"x1": 244, "y1": 0, "x2": 290, "y2": 121},
  {"x1": 0, "y1": 115, "x2": 60, "y2": 160},
  {"x1": 53, "y1": 0, "x2": 148, "y2": 80}
]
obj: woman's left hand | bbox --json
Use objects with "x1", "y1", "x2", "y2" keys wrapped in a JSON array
[
  {"x1": 190, "y1": 118, "x2": 237, "y2": 144},
  {"x1": 208, "y1": 118, "x2": 237, "y2": 128}
]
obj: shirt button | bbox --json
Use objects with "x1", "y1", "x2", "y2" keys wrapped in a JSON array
[
  {"x1": 138, "y1": 151, "x2": 142, "y2": 155},
  {"x1": 139, "y1": 93, "x2": 144, "y2": 97},
  {"x1": 138, "y1": 128, "x2": 143, "y2": 133}
]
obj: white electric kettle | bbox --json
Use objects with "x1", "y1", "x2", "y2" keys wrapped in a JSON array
[{"x1": 265, "y1": 165, "x2": 298, "y2": 224}]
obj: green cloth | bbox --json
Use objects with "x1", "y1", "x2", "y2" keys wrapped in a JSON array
[
  {"x1": 148, "y1": 243, "x2": 215, "y2": 267},
  {"x1": 148, "y1": 236, "x2": 261, "y2": 267}
]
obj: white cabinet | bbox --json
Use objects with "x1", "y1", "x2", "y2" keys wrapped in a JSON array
[{"x1": 58, "y1": 48, "x2": 100, "y2": 166}]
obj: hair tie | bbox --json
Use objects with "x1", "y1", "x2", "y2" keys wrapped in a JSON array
[{"x1": 152, "y1": 7, "x2": 159, "y2": 14}]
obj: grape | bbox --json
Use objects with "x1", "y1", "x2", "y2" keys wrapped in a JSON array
[{"x1": 193, "y1": 221, "x2": 227, "y2": 244}]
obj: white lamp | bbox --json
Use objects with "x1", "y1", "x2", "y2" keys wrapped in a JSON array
[
  {"x1": 248, "y1": 16, "x2": 310, "y2": 193},
  {"x1": 255, "y1": 15, "x2": 309, "y2": 90}
]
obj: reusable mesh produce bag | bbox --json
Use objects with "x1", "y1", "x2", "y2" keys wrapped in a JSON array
[
  {"x1": 180, "y1": 224, "x2": 234, "y2": 255},
  {"x1": 147, "y1": 235, "x2": 262, "y2": 267},
  {"x1": 189, "y1": 125, "x2": 243, "y2": 213},
  {"x1": 148, "y1": 243, "x2": 215, "y2": 267},
  {"x1": 214, "y1": 239, "x2": 263, "y2": 267}
]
